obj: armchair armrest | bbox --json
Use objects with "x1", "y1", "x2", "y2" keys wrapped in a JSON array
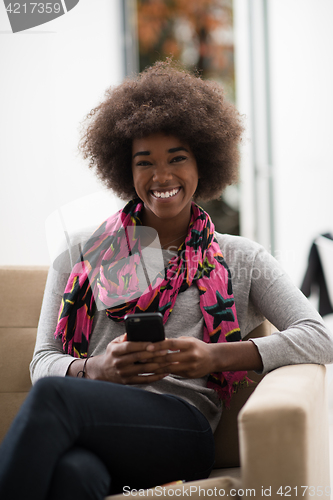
[{"x1": 238, "y1": 364, "x2": 330, "y2": 499}]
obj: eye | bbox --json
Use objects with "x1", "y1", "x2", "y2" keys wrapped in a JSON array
[
  {"x1": 171, "y1": 156, "x2": 187, "y2": 163},
  {"x1": 135, "y1": 161, "x2": 152, "y2": 167}
]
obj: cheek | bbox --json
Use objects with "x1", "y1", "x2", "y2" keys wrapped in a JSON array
[
  {"x1": 131, "y1": 169, "x2": 138, "y2": 190},
  {"x1": 131, "y1": 171, "x2": 145, "y2": 197},
  {"x1": 191, "y1": 169, "x2": 199, "y2": 188}
]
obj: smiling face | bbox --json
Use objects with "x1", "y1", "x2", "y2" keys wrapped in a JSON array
[{"x1": 131, "y1": 133, "x2": 199, "y2": 230}]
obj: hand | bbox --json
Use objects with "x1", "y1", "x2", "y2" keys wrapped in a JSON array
[
  {"x1": 87, "y1": 333, "x2": 173, "y2": 385},
  {"x1": 146, "y1": 337, "x2": 217, "y2": 379},
  {"x1": 147, "y1": 337, "x2": 263, "y2": 375}
]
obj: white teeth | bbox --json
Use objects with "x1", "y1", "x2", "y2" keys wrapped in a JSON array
[{"x1": 153, "y1": 188, "x2": 180, "y2": 199}]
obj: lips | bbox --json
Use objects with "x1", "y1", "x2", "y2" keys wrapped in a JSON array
[{"x1": 151, "y1": 187, "x2": 181, "y2": 199}]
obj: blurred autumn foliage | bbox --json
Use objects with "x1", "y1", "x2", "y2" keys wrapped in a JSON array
[
  {"x1": 137, "y1": 0, "x2": 235, "y2": 100},
  {"x1": 136, "y1": 0, "x2": 239, "y2": 234}
]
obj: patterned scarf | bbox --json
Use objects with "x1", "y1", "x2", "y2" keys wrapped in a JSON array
[{"x1": 55, "y1": 199, "x2": 248, "y2": 404}]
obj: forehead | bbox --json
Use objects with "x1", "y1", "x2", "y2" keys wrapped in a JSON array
[{"x1": 132, "y1": 133, "x2": 187, "y2": 153}]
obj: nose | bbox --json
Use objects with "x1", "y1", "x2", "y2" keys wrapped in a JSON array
[{"x1": 152, "y1": 163, "x2": 173, "y2": 184}]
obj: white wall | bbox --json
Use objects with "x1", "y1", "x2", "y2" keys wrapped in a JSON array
[
  {"x1": 0, "y1": 0, "x2": 124, "y2": 266},
  {"x1": 269, "y1": 0, "x2": 333, "y2": 285},
  {"x1": 3, "y1": 0, "x2": 333, "y2": 282},
  {"x1": 234, "y1": 0, "x2": 333, "y2": 286}
]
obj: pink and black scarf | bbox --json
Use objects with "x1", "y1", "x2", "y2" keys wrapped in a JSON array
[{"x1": 55, "y1": 199, "x2": 248, "y2": 404}]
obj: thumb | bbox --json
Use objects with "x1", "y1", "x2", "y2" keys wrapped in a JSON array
[{"x1": 112, "y1": 333, "x2": 127, "y2": 343}]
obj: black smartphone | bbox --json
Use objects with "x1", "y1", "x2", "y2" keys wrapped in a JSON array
[{"x1": 124, "y1": 312, "x2": 165, "y2": 342}]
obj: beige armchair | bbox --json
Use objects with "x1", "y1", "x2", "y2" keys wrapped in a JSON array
[{"x1": 0, "y1": 267, "x2": 330, "y2": 499}]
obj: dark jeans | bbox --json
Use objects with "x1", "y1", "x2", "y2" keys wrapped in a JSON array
[{"x1": 0, "y1": 377, "x2": 215, "y2": 500}]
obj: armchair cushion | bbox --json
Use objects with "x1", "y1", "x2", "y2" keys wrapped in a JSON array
[{"x1": 238, "y1": 364, "x2": 329, "y2": 495}]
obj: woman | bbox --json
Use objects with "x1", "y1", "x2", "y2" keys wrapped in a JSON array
[{"x1": 1, "y1": 60, "x2": 332, "y2": 499}]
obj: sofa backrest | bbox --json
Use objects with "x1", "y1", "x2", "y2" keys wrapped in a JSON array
[{"x1": 0, "y1": 266, "x2": 48, "y2": 442}]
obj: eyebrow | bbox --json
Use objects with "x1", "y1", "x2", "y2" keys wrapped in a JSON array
[
  {"x1": 132, "y1": 146, "x2": 189, "y2": 159},
  {"x1": 168, "y1": 147, "x2": 189, "y2": 154},
  {"x1": 133, "y1": 150, "x2": 150, "y2": 159}
]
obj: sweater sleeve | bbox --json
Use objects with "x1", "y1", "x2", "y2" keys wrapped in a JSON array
[
  {"x1": 248, "y1": 245, "x2": 333, "y2": 373},
  {"x1": 29, "y1": 247, "x2": 77, "y2": 384}
]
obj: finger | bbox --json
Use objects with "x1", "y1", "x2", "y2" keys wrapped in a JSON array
[
  {"x1": 125, "y1": 349, "x2": 169, "y2": 365},
  {"x1": 114, "y1": 356, "x2": 173, "y2": 377},
  {"x1": 153, "y1": 363, "x2": 193, "y2": 378},
  {"x1": 111, "y1": 333, "x2": 127, "y2": 344},
  {"x1": 115, "y1": 340, "x2": 153, "y2": 355},
  {"x1": 107, "y1": 349, "x2": 167, "y2": 375},
  {"x1": 149, "y1": 350, "x2": 185, "y2": 365},
  {"x1": 113, "y1": 366, "x2": 170, "y2": 384},
  {"x1": 134, "y1": 360, "x2": 173, "y2": 376},
  {"x1": 144, "y1": 349, "x2": 169, "y2": 360},
  {"x1": 146, "y1": 338, "x2": 185, "y2": 352},
  {"x1": 127, "y1": 372, "x2": 170, "y2": 384},
  {"x1": 151, "y1": 363, "x2": 180, "y2": 375},
  {"x1": 131, "y1": 348, "x2": 169, "y2": 364}
]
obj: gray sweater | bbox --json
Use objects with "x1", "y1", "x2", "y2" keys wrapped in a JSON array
[{"x1": 30, "y1": 233, "x2": 333, "y2": 432}]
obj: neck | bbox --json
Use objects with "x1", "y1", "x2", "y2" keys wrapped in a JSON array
[
  {"x1": 160, "y1": 231, "x2": 188, "y2": 251},
  {"x1": 140, "y1": 205, "x2": 192, "y2": 251}
]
